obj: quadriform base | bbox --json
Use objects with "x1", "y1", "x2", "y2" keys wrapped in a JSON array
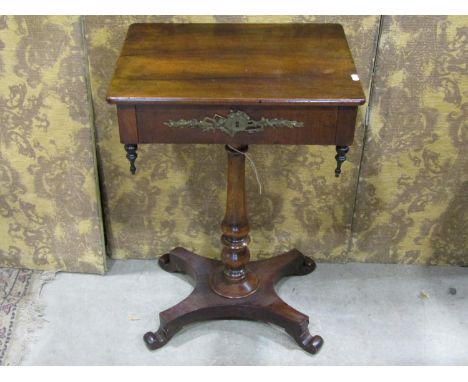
[{"x1": 143, "y1": 246, "x2": 324, "y2": 355}]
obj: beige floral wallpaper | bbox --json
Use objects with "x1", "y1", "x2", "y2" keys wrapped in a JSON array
[
  {"x1": 83, "y1": 15, "x2": 380, "y2": 262},
  {"x1": 0, "y1": 16, "x2": 106, "y2": 273},
  {"x1": 351, "y1": 16, "x2": 468, "y2": 265},
  {"x1": 0, "y1": 16, "x2": 466, "y2": 273}
]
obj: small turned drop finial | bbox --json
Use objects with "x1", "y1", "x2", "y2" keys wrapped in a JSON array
[
  {"x1": 335, "y1": 145, "x2": 349, "y2": 177},
  {"x1": 124, "y1": 144, "x2": 138, "y2": 175}
]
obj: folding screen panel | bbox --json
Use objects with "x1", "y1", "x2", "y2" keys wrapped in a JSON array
[
  {"x1": 351, "y1": 16, "x2": 468, "y2": 265},
  {"x1": 0, "y1": 16, "x2": 106, "y2": 273}
]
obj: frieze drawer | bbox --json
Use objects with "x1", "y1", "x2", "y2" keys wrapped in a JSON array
[{"x1": 117, "y1": 105, "x2": 357, "y2": 146}]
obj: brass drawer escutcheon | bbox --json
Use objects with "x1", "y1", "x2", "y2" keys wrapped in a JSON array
[{"x1": 163, "y1": 110, "x2": 304, "y2": 137}]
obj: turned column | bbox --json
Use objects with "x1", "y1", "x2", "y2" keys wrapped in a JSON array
[{"x1": 209, "y1": 145, "x2": 260, "y2": 298}]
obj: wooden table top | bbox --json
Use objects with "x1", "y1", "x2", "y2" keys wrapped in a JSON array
[{"x1": 107, "y1": 23, "x2": 365, "y2": 106}]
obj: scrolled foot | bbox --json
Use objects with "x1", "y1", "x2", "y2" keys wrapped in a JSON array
[
  {"x1": 158, "y1": 253, "x2": 183, "y2": 273},
  {"x1": 143, "y1": 327, "x2": 171, "y2": 350},
  {"x1": 158, "y1": 253, "x2": 173, "y2": 271},
  {"x1": 297, "y1": 255, "x2": 316, "y2": 275},
  {"x1": 296, "y1": 333, "x2": 324, "y2": 355}
]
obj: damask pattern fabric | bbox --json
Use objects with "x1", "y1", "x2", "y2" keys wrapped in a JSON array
[
  {"x1": 0, "y1": 16, "x2": 106, "y2": 273},
  {"x1": 1, "y1": 16, "x2": 466, "y2": 272},
  {"x1": 351, "y1": 16, "x2": 468, "y2": 265},
  {"x1": 83, "y1": 15, "x2": 380, "y2": 262}
]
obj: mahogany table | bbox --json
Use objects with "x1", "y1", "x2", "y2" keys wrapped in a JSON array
[{"x1": 107, "y1": 23, "x2": 365, "y2": 354}]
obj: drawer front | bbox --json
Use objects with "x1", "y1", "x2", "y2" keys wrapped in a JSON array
[{"x1": 118, "y1": 105, "x2": 357, "y2": 145}]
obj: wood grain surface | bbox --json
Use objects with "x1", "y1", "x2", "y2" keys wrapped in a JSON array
[{"x1": 107, "y1": 23, "x2": 365, "y2": 106}]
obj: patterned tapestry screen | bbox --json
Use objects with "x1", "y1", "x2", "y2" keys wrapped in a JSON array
[{"x1": 0, "y1": 16, "x2": 466, "y2": 273}]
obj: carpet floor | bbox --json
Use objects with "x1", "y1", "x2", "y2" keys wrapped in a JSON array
[{"x1": 0, "y1": 268, "x2": 55, "y2": 365}]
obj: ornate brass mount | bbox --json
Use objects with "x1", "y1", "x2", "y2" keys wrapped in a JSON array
[{"x1": 163, "y1": 110, "x2": 304, "y2": 137}]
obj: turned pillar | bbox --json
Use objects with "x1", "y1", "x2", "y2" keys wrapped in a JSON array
[{"x1": 209, "y1": 145, "x2": 260, "y2": 298}]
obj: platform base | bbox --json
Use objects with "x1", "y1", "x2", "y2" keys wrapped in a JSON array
[{"x1": 143, "y1": 247, "x2": 323, "y2": 355}]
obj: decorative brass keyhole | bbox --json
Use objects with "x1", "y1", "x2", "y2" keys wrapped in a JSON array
[{"x1": 163, "y1": 110, "x2": 304, "y2": 137}]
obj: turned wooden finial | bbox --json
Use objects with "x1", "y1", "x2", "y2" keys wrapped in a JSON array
[
  {"x1": 335, "y1": 145, "x2": 349, "y2": 177},
  {"x1": 124, "y1": 144, "x2": 138, "y2": 175}
]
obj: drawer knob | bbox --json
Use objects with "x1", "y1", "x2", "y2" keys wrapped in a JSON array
[{"x1": 164, "y1": 110, "x2": 304, "y2": 137}]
